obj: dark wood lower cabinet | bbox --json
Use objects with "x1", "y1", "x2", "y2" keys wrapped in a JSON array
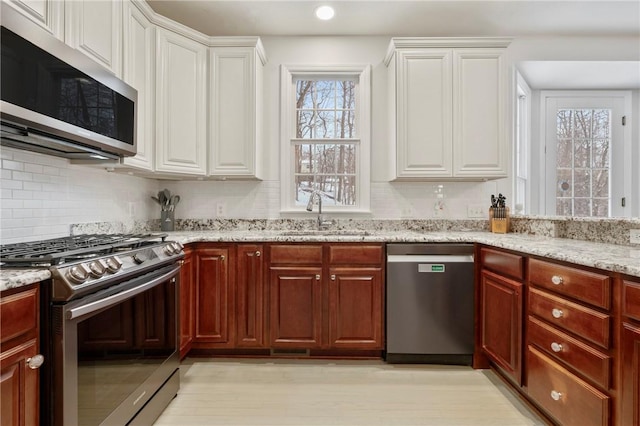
[
  {"x1": 621, "y1": 322, "x2": 640, "y2": 426},
  {"x1": 179, "y1": 248, "x2": 194, "y2": 359},
  {"x1": 0, "y1": 285, "x2": 40, "y2": 426},
  {"x1": 480, "y1": 269, "x2": 523, "y2": 385},
  {"x1": 193, "y1": 246, "x2": 233, "y2": 346},
  {"x1": 269, "y1": 267, "x2": 323, "y2": 348},
  {"x1": 328, "y1": 267, "x2": 383, "y2": 349},
  {"x1": 236, "y1": 244, "x2": 265, "y2": 347}
]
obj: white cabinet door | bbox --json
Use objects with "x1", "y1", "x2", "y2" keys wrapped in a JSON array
[
  {"x1": 208, "y1": 45, "x2": 264, "y2": 178},
  {"x1": 121, "y1": 1, "x2": 155, "y2": 171},
  {"x1": 155, "y1": 28, "x2": 207, "y2": 176},
  {"x1": 394, "y1": 49, "x2": 452, "y2": 178},
  {"x1": 4, "y1": 0, "x2": 64, "y2": 40},
  {"x1": 453, "y1": 49, "x2": 507, "y2": 178},
  {"x1": 65, "y1": 0, "x2": 122, "y2": 76}
]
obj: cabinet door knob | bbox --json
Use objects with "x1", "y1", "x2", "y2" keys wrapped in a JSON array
[
  {"x1": 551, "y1": 275, "x2": 563, "y2": 285},
  {"x1": 255, "y1": 250, "x2": 261, "y2": 257},
  {"x1": 315, "y1": 274, "x2": 321, "y2": 281},
  {"x1": 220, "y1": 255, "x2": 225, "y2": 261},
  {"x1": 27, "y1": 354, "x2": 44, "y2": 369},
  {"x1": 331, "y1": 274, "x2": 336, "y2": 281},
  {"x1": 550, "y1": 390, "x2": 563, "y2": 401},
  {"x1": 551, "y1": 342, "x2": 563, "y2": 353},
  {"x1": 551, "y1": 308, "x2": 564, "y2": 319}
]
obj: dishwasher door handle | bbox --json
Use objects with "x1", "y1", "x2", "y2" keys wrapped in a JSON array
[{"x1": 387, "y1": 255, "x2": 474, "y2": 263}]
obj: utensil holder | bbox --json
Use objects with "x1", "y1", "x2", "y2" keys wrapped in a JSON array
[
  {"x1": 160, "y1": 210, "x2": 175, "y2": 232},
  {"x1": 489, "y1": 207, "x2": 510, "y2": 234}
]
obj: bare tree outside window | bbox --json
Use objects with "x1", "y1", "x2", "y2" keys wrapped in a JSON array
[
  {"x1": 294, "y1": 80, "x2": 357, "y2": 207},
  {"x1": 556, "y1": 108, "x2": 611, "y2": 217}
]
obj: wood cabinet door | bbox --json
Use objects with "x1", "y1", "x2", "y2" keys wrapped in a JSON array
[
  {"x1": 621, "y1": 322, "x2": 640, "y2": 426},
  {"x1": 0, "y1": 339, "x2": 39, "y2": 426},
  {"x1": 64, "y1": 0, "x2": 122, "y2": 76},
  {"x1": 236, "y1": 245, "x2": 265, "y2": 347},
  {"x1": 393, "y1": 49, "x2": 453, "y2": 178},
  {"x1": 328, "y1": 267, "x2": 383, "y2": 349},
  {"x1": 269, "y1": 267, "x2": 323, "y2": 348},
  {"x1": 452, "y1": 48, "x2": 507, "y2": 178},
  {"x1": 480, "y1": 269, "x2": 523, "y2": 384},
  {"x1": 155, "y1": 27, "x2": 207, "y2": 175},
  {"x1": 179, "y1": 249, "x2": 194, "y2": 358},
  {"x1": 194, "y1": 247, "x2": 233, "y2": 345}
]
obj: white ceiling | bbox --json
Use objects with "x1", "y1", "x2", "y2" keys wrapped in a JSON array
[
  {"x1": 518, "y1": 61, "x2": 640, "y2": 89},
  {"x1": 147, "y1": 0, "x2": 640, "y2": 37}
]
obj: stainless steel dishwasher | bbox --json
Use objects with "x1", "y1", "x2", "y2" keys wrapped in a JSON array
[{"x1": 386, "y1": 244, "x2": 475, "y2": 364}]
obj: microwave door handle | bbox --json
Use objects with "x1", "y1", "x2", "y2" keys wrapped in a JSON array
[{"x1": 66, "y1": 265, "x2": 180, "y2": 320}]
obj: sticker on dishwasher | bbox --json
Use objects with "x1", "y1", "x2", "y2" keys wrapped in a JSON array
[{"x1": 418, "y1": 264, "x2": 445, "y2": 273}]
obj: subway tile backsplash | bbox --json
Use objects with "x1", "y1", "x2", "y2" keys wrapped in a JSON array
[{"x1": 0, "y1": 147, "x2": 157, "y2": 244}]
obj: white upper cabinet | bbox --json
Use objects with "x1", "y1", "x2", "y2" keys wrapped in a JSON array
[
  {"x1": 65, "y1": 0, "x2": 122, "y2": 76},
  {"x1": 155, "y1": 28, "x2": 208, "y2": 176},
  {"x1": 208, "y1": 41, "x2": 267, "y2": 179},
  {"x1": 120, "y1": 1, "x2": 155, "y2": 171},
  {"x1": 4, "y1": 0, "x2": 64, "y2": 40},
  {"x1": 385, "y1": 38, "x2": 511, "y2": 180}
]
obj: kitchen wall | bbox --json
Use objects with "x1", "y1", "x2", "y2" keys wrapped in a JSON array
[{"x1": 0, "y1": 147, "x2": 157, "y2": 244}]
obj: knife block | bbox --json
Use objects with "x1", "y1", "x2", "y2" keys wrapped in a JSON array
[{"x1": 489, "y1": 207, "x2": 510, "y2": 234}]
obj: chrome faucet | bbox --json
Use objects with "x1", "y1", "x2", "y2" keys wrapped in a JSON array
[{"x1": 306, "y1": 190, "x2": 333, "y2": 229}]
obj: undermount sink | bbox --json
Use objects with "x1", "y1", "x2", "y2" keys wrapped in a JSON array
[{"x1": 278, "y1": 230, "x2": 372, "y2": 237}]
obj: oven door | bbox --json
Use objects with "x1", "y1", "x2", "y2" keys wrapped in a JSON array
[{"x1": 51, "y1": 263, "x2": 180, "y2": 426}]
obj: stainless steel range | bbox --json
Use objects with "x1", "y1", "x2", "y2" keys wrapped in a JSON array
[{"x1": 1, "y1": 234, "x2": 184, "y2": 426}]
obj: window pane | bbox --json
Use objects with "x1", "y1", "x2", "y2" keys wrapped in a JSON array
[
  {"x1": 297, "y1": 111, "x2": 315, "y2": 138},
  {"x1": 573, "y1": 109, "x2": 592, "y2": 138},
  {"x1": 295, "y1": 175, "x2": 315, "y2": 204},
  {"x1": 574, "y1": 169, "x2": 591, "y2": 197},
  {"x1": 557, "y1": 169, "x2": 572, "y2": 197},
  {"x1": 574, "y1": 198, "x2": 591, "y2": 217},
  {"x1": 294, "y1": 145, "x2": 313, "y2": 173},
  {"x1": 556, "y1": 198, "x2": 572, "y2": 215},
  {"x1": 557, "y1": 140, "x2": 572, "y2": 167},
  {"x1": 557, "y1": 110, "x2": 573, "y2": 138},
  {"x1": 336, "y1": 81, "x2": 355, "y2": 109},
  {"x1": 592, "y1": 199, "x2": 609, "y2": 217},
  {"x1": 592, "y1": 140, "x2": 610, "y2": 168},
  {"x1": 313, "y1": 144, "x2": 336, "y2": 174},
  {"x1": 573, "y1": 140, "x2": 590, "y2": 168},
  {"x1": 316, "y1": 110, "x2": 335, "y2": 138},
  {"x1": 593, "y1": 169, "x2": 609, "y2": 197},
  {"x1": 335, "y1": 144, "x2": 356, "y2": 174},
  {"x1": 593, "y1": 109, "x2": 610, "y2": 138}
]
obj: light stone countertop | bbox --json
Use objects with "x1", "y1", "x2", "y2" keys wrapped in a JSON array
[{"x1": 2, "y1": 230, "x2": 639, "y2": 292}]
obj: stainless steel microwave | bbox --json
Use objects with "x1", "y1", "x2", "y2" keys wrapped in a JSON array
[{"x1": 0, "y1": 5, "x2": 137, "y2": 160}]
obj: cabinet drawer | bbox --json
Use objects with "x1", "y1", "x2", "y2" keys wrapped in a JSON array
[
  {"x1": 328, "y1": 244, "x2": 383, "y2": 265},
  {"x1": 1, "y1": 287, "x2": 38, "y2": 345},
  {"x1": 527, "y1": 345, "x2": 610, "y2": 426},
  {"x1": 528, "y1": 316, "x2": 611, "y2": 389},
  {"x1": 480, "y1": 247, "x2": 524, "y2": 280},
  {"x1": 623, "y1": 280, "x2": 640, "y2": 321},
  {"x1": 269, "y1": 245, "x2": 323, "y2": 265},
  {"x1": 528, "y1": 258, "x2": 611, "y2": 310},
  {"x1": 528, "y1": 287, "x2": 611, "y2": 349}
]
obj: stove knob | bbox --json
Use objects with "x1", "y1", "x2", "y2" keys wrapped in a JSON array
[
  {"x1": 67, "y1": 265, "x2": 89, "y2": 284},
  {"x1": 105, "y1": 257, "x2": 123, "y2": 273},
  {"x1": 163, "y1": 244, "x2": 176, "y2": 255},
  {"x1": 88, "y1": 261, "x2": 106, "y2": 278},
  {"x1": 173, "y1": 242, "x2": 184, "y2": 251},
  {"x1": 132, "y1": 253, "x2": 146, "y2": 264}
]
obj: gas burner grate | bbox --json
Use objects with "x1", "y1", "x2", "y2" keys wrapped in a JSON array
[{"x1": 0, "y1": 233, "x2": 167, "y2": 266}]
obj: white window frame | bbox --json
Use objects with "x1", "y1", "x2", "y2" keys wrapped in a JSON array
[
  {"x1": 539, "y1": 90, "x2": 632, "y2": 217},
  {"x1": 280, "y1": 64, "x2": 371, "y2": 214},
  {"x1": 514, "y1": 71, "x2": 531, "y2": 215}
]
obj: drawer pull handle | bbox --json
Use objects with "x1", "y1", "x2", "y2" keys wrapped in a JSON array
[
  {"x1": 27, "y1": 354, "x2": 44, "y2": 369},
  {"x1": 552, "y1": 308, "x2": 564, "y2": 319},
  {"x1": 315, "y1": 274, "x2": 321, "y2": 281},
  {"x1": 551, "y1": 275, "x2": 563, "y2": 285},
  {"x1": 550, "y1": 390, "x2": 563, "y2": 401},
  {"x1": 551, "y1": 342, "x2": 563, "y2": 353},
  {"x1": 331, "y1": 274, "x2": 336, "y2": 281}
]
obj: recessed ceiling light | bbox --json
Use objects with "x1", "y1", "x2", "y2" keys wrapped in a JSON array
[{"x1": 315, "y1": 5, "x2": 335, "y2": 21}]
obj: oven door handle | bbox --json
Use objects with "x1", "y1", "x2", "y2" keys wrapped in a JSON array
[{"x1": 66, "y1": 265, "x2": 181, "y2": 320}]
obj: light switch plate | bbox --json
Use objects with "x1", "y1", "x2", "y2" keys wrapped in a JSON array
[
  {"x1": 467, "y1": 204, "x2": 486, "y2": 218},
  {"x1": 630, "y1": 229, "x2": 640, "y2": 244}
]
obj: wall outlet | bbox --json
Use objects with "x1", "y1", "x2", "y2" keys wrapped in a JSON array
[
  {"x1": 630, "y1": 229, "x2": 640, "y2": 244},
  {"x1": 467, "y1": 204, "x2": 486, "y2": 218},
  {"x1": 216, "y1": 202, "x2": 226, "y2": 217}
]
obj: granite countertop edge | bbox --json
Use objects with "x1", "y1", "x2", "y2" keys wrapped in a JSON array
[{"x1": 3, "y1": 231, "x2": 639, "y2": 292}]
